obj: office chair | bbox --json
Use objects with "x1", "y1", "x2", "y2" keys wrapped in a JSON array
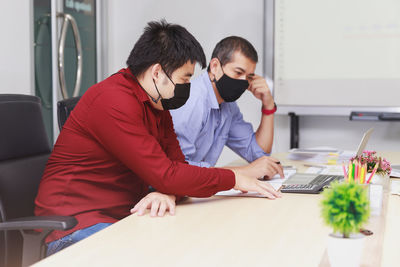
[
  {"x1": 0, "y1": 94, "x2": 77, "y2": 267},
  {"x1": 57, "y1": 96, "x2": 81, "y2": 130}
]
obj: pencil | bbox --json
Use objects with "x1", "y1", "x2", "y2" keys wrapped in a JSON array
[
  {"x1": 360, "y1": 165, "x2": 365, "y2": 184},
  {"x1": 364, "y1": 163, "x2": 367, "y2": 183},
  {"x1": 348, "y1": 162, "x2": 353, "y2": 182},
  {"x1": 366, "y1": 162, "x2": 379, "y2": 184},
  {"x1": 354, "y1": 161, "x2": 359, "y2": 182},
  {"x1": 347, "y1": 162, "x2": 351, "y2": 182},
  {"x1": 342, "y1": 163, "x2": 348, "y2": 180}
]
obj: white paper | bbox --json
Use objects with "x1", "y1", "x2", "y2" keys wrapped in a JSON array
[
  {"x1": 390, "y1": 166, "x2": 400, "y2": 178},
  {"x1": 390, "y1": 180, "x2": 400, "y2": 196},
  {"x1": 287, "y1": 149, "x2": 355, "y2": 165},
  {"x1": 215, "y1": 169, "x2": 296, "y2": 198},
  {"x1": 391, "y1": 170, "x2": 400, "y2": 178},
  {"x1": 305, "y1": 167, "x2": 324, "y2": 174},
  {"x1": 319, "y1": 165, "x2": 346, "y2": 176},
  {"x1": 289, "y1": 147, "x2": 341, "y2": 154}
]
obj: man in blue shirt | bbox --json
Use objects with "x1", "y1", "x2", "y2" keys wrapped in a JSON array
[{"x1": 171, "y1": 36, "x2": 282, "y2": 178}]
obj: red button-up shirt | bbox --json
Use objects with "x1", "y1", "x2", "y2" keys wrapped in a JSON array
[{"x1": 35, "y1": 68, "x2": 235, "y2": 242}]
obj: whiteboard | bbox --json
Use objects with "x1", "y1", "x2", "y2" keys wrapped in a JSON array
[{"x1": 271, "y1": 0, "x2": 400, "y2": 114}]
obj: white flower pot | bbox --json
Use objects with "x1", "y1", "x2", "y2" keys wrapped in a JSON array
[{"x1": 327, "y1": 233, "x2": 365, "y2": 267}]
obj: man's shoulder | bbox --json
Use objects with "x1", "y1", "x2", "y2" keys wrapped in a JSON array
[
  {"x1": 222, "y1": 101, "x2": 241, "y2": 114},
  {"x1": 189, "y1": 72, "x2": 211, "y2": 101},
  {"x1": 82, "y1": 75, "x2": 142, "y2": 114},
  {"x1": 170, "y1": 73, "x2": 210, "y2": 116}
]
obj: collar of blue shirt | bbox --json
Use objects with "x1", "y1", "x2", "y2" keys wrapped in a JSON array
[{"x1": 201, "y1": 71, "x2": 220, "y2": 110}]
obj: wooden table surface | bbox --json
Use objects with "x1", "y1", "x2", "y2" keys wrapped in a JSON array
[{"x1": 33, "y1": 152, "x2": 400, "y2": 267}]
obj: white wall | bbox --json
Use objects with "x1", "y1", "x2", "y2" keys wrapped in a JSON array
[
  {"x1": 0, "y1": 2, "x2": 33, "y2": 95},
  {"x1": 106, "y1": 0, "x2": 264, "y2": 76},
  {"x1": 107, "y1": 0, "x2": 265, "y2": 166},
  {"x1": 106, "y1": 0, "x2": 400, "y2": 166},
  {"x1": 2, "y1": 1, "x2": 397, "y2": 158},
  {"x1": 273, "y1": 115, "x2": 400, "y2": 153}
]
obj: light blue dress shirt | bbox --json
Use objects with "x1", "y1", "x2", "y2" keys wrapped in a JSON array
[{"x1": 170, "y1": 71, "x2": 269, "y2": 167}]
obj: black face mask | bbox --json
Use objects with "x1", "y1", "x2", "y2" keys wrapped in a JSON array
[
  {"x1": 160, "y1": 83, "x2": 191, "y2": 110},
  {"x1": 152, "y1": 70, "x2": 191, "y2": 110},
  {"x1": 213, "y1": 65, "x2": 249, "y2": 102}
]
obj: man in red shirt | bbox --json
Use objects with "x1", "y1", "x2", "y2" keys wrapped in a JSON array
[{"x1": 35, "y1": 20, "x2": 282, "y2": 256}]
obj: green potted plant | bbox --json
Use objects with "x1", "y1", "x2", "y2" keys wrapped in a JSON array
[{"x1": 321, "y1": 181, "x2": 370, "y2": 267}]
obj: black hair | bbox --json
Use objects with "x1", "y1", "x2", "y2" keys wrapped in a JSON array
[
  {"x1": 127, "y1": 19, "x2": 206, "y2": 77},
  {"x1": 207, "y1": 36, "x2": 258, "y2": 71}
]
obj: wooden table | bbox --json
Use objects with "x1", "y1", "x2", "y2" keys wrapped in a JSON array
[{"x1": 33, "y1": 152, "x2": 400, "y2": 267}]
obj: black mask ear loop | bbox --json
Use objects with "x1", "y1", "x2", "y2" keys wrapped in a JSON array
[
  {"x1": 162, "y1": 68, "x2": 176, "y2": 86},
  {"x1": 151, "y1": 79, "x2": 163, "y2": 104},
  {"x1": 118, "y1": 71, "x2": 161, "y2": 104},
  {"x1": 153, "y1": 67, "x2": 176, "y2": 102}
]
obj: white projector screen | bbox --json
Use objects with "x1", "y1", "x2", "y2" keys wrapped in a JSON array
[{"x1": 274, "y1": 0, "x2": 400, "y2": 108}]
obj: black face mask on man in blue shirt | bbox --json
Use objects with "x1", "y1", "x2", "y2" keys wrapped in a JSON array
[{"x1": 212, "y1": 59, "x2": 249, "y2": 102}]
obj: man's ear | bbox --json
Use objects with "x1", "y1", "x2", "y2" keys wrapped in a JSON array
[
  {"x1": 151, "y1": 63, "x2": 162, "y2": 81},
  {"x1": 209, "y1": 58, "x2": 220, "y2": 79}
]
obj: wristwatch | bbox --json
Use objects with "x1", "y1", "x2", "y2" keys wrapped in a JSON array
[{"x1": 262, "y1": 102, "x2": 277, "y2": 115}]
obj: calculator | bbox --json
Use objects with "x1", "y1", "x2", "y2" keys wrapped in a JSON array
[{"x1": 281, "y1": 173, "x2": 344, "y2": 194}]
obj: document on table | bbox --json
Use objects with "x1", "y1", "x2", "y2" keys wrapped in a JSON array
[
  {"x1": 305, "y1": 165, "x2": 344, "y2": 175},
  {"x1": 287, "y1": 148, "x2": 355, "y2": 165},
  {"x1": 215, "y1": 169, "x2": 296, "y2": 198},
  {"x1": 391, "y1": 179, "x2": 400, "y2": 196},
  {"x1": 390, "y1": 165, "x2": 400, "y2": 178}
]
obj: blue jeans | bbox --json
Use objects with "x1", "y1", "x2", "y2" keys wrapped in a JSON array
[{"x1": 46, "y1": 223, "x2": 112, "y2": 256}]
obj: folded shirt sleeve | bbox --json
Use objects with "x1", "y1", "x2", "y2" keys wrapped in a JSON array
[
  {"x1": 186, "y1": 160, "x2": 212, "y2": 168},
  {"x1": 226, "y1": 103, "x2": 270, "y2": 163}
]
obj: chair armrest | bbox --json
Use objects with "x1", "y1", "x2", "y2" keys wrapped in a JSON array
[{"x1": 0, "y1": 216, "x2": 77, "y2": 231}]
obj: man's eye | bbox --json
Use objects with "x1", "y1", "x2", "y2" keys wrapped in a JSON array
[{"x1": 236, "y1": 72, "x2": 242, "y2": 75}]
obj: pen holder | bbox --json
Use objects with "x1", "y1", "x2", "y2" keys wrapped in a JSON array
[
  {"x1": 370, "y1": 173, "x2": 390, "y2": 193},
  {"x1": 361, "y1": 183, "x2": 383, "y2": 216}
]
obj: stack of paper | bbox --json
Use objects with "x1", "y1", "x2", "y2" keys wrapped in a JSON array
[
  {"x1": 391, "y1": 180, "x2": 400, "y2": 196},
  {"x1": 287, "y1": 148, "x2": 355, "y2": 165},
  {"x1": 390, "y1": 165, "x2": 400, "y2": 178}
]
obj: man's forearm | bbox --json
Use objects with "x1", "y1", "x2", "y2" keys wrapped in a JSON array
[{"x1": 255, "y1": 111, "x2": 274, "y2": 154}]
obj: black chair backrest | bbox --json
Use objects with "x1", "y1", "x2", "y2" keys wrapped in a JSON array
[
  {"x1": 0, "y1": 94, "x2": 51, "y2": 267},
  {"x1": 0, "y1": 95, "x2": 50, "y2": 162},
  {"x1": 57, "y1": 96, "x2": 81, "y2": 130}
]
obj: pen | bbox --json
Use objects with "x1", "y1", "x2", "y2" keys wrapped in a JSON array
[
  {"x1": 303, "y1": 164, "x2": 325, "y2": 169},
  {"x1": 283, "y1": 165, "x2": 296, "y2": 169}
]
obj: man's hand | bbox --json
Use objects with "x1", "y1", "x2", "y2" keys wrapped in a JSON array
[
  {"x1": 130, "y1": 192, "x2": 176, "y2": 217},
  {"x1": 241, "y1": 156, "x2": 284, "y2": 179},
  {"x1": 232, "y1": 169, "x2": 282, "y2": 199},
  {"x1": 247, "y1": 74, "x2": 274, "y2": 109}
]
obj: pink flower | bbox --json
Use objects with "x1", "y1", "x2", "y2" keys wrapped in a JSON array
[{"x1": 350, "y1": 150, "x2": 391, "y2": 175}]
